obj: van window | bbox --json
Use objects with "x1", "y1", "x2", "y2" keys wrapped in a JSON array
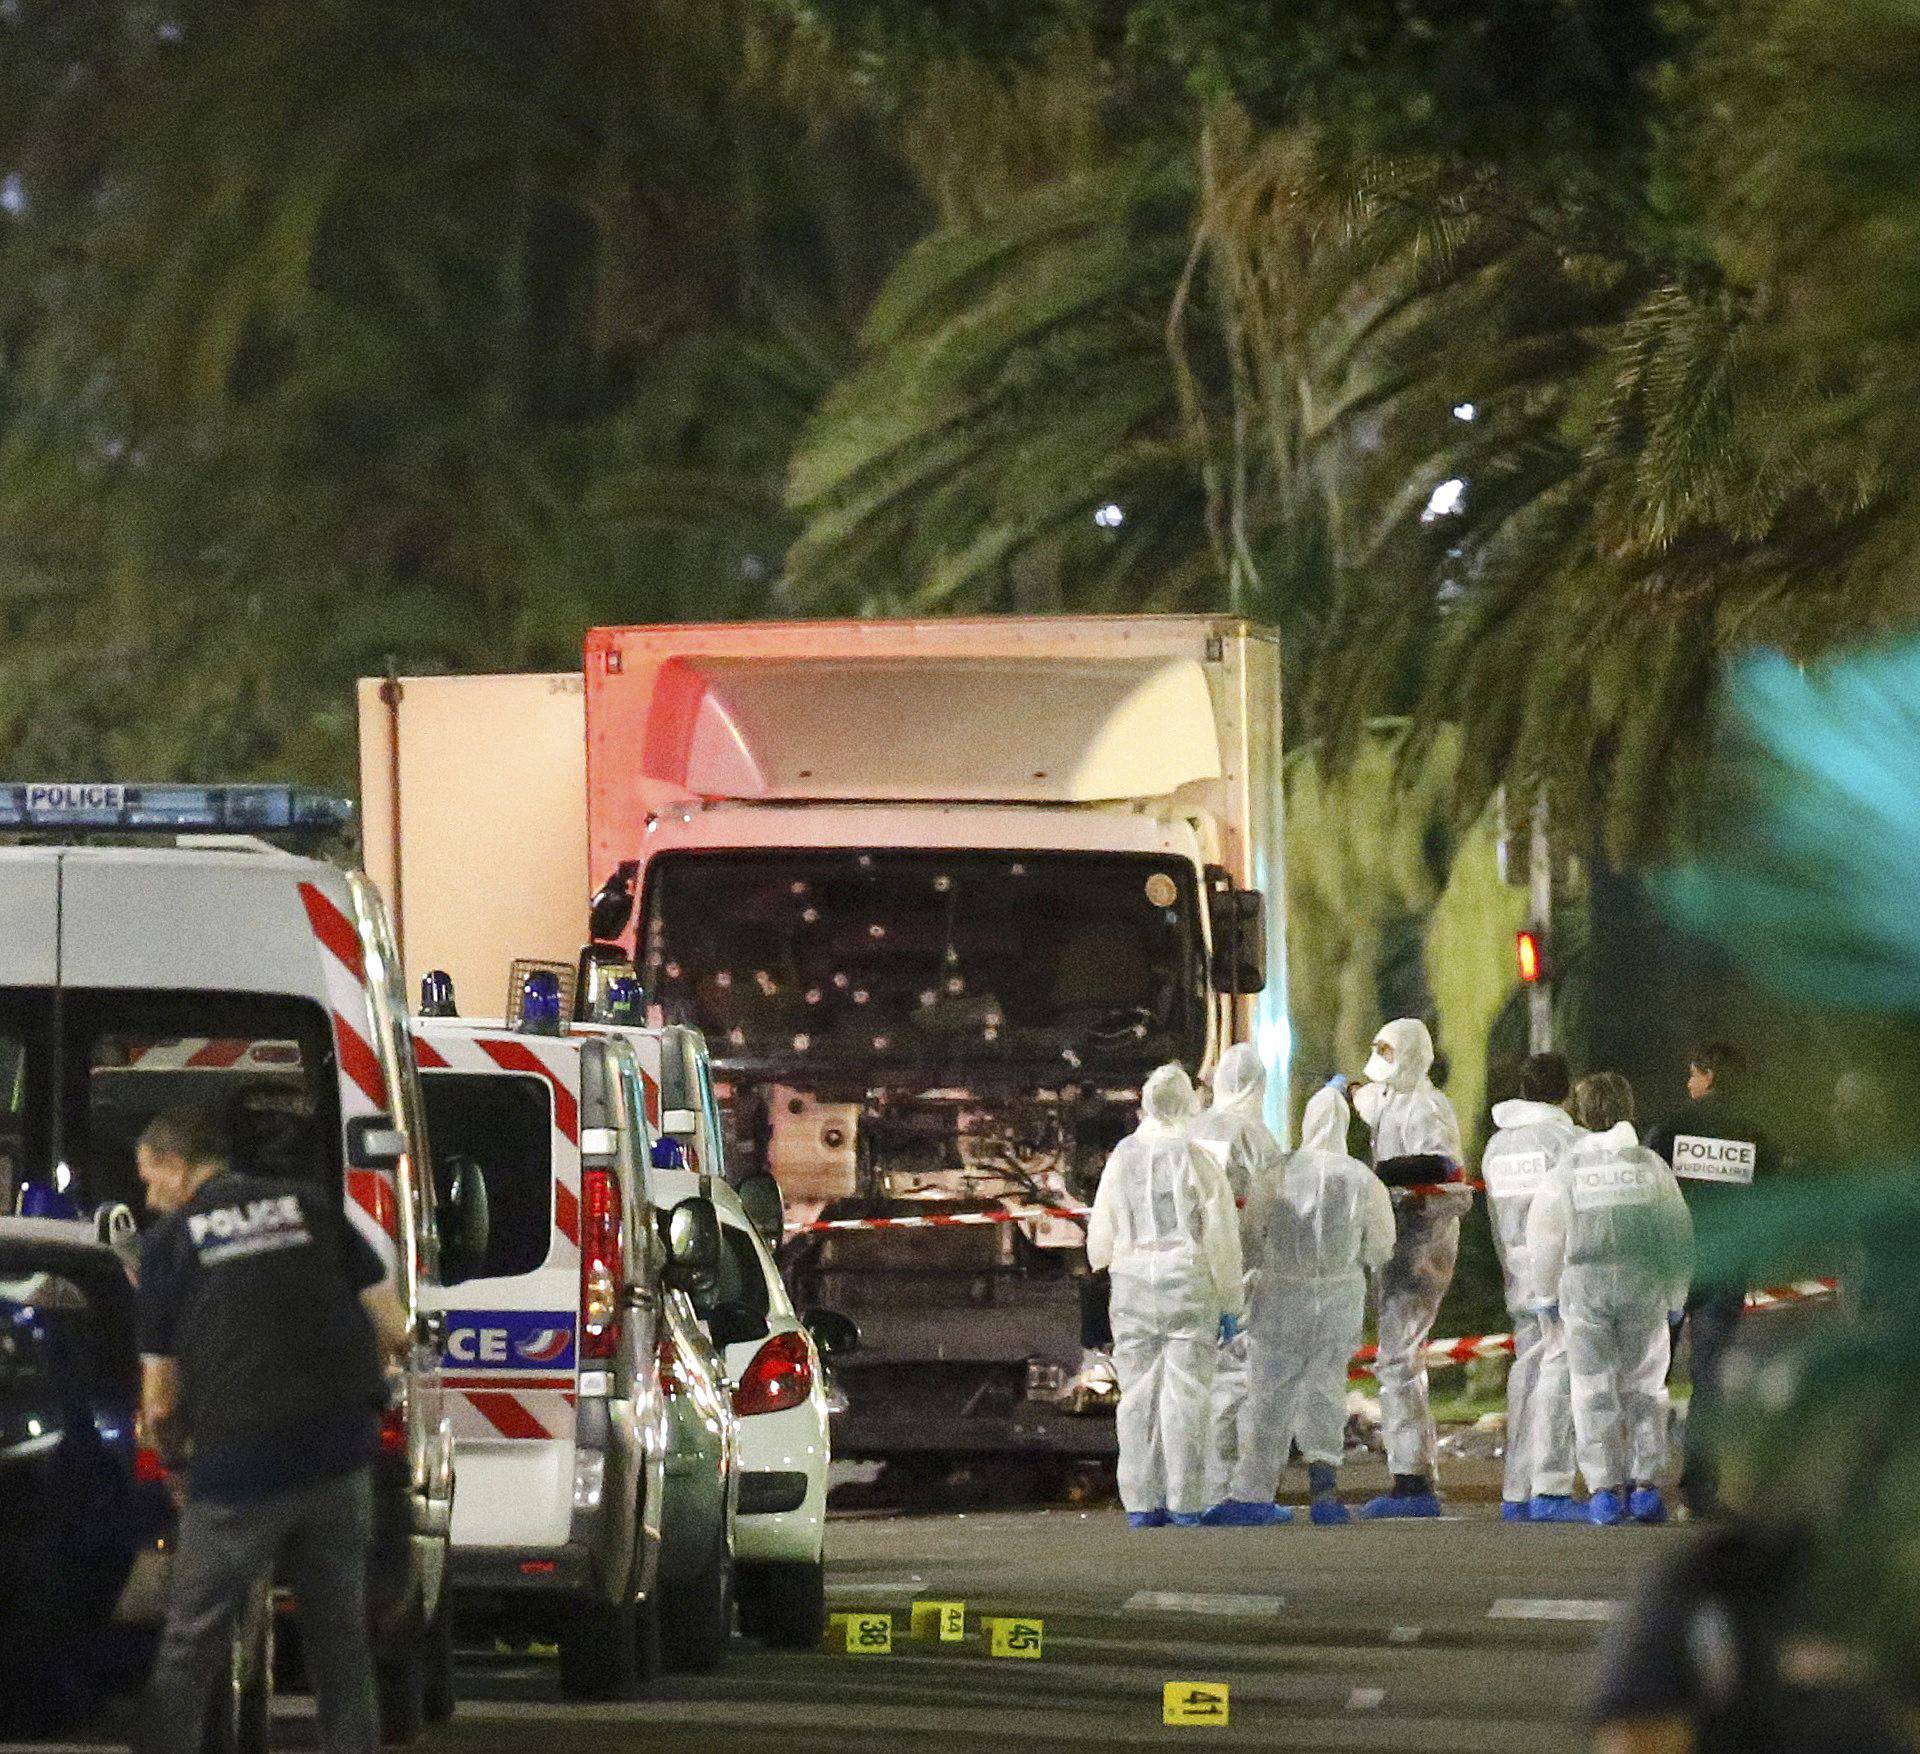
[
  {"x1": 418, "y1": 1073, "x2": 552, "y2": 1280},
  {"x1": 0, "y1": 988, "x2": 341, "y2": 1224}
]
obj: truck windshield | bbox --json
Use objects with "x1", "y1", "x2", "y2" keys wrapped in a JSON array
[
  {"x1": 640, "y1": 850, "x2": 1206, "y2": 1075},
  {"x1": 0, "y1": 989, "x2": 341, "y2": 1224}
]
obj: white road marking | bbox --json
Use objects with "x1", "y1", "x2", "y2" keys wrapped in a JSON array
[
  {"x1": 826, "y1": 1574, "x2": 928, "y2": 1599},
  {"x1": 1387, "y1": 1625, "x2": 1423, "y2": 1643},
  {"x1": 1347, "y1": 1687, "x2": 1388, "y2": 1710},
  {"x1": 1488, "y1": 1598, "x2": 1623, "y2": 1622},
  {"x1": 1123, "y1": 1590, "x2": 1285, "y2": 1617}
]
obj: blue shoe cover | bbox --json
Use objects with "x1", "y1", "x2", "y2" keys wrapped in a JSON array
[
  {"x1": 1127, "y1": 1509, "x2": 1169, "y2": 1529},
  {"x1": 1501, "y1": 1500, "x2": 1531, "y2": 1523},
  {"x1": 1200, "y1": 1499, "x2": 1289, "y2": 1526},
  {"x1": 1588, "y1": 1489, "x2": 1626, "y2": 1526},
  {"x1": 1627, "y1": 1487, "x2": 1666, "y2": 1525},
  {"x1": 1167, "y1": 1511, "x2": 1205, "y2": 1526},
  {"x1": 1309, "y1": 1494, "x2": 1351, "y2": 1526},
  {"x1": 1360, "y1": 1492, "x2": 1442, "y2": 1519},
  {"x1": 1527, "y1": 1494, "x2": 1585, "y2": 1523}
]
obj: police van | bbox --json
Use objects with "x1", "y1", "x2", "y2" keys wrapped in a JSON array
[
  {"x1": 600, "y1": 1021, "x2": 839, "y2": 1650},
  {"x1": 0, "y1": 783, "x2": 461, "y2": 1741},
  {"x1": 410, "y1": 982, "x2": 736, "y2": 1692}
]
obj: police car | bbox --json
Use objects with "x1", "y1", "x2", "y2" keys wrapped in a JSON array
[
  {"x1": 0, "y1": 783, "x2": 461, "y2": 1741},
  {"x1": 608, "y1": 1022, "x2": 841, "y2": 1650},
  {"x1": 409, "y1": 981, "x2": 736, "y2": 1693}
]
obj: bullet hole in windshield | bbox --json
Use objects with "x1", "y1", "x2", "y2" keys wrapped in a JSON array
[
  {"x1": 853, "y1": 989, "x2": 869, "y2": 1005},
  {"x1": 934, "y1": 874, "x2": 952, "y2": 892},
  {"x1": 805, "y1": 988, "x2": 822, "y2": 1005},
  {"x1": 792, "y1": 1033, "x2": 810, "y2": 1051},
  {"x1": 666, "y1": 962, "x2": 681, "y2": 979},
  {"x1": 1009, "y1": 863, "x2": 1025, "y2": 876},
  {"x1": 802, "y1": 907, "x2": 820, "y2": 923},
  {"x1": 868, "y1": 923, "x2": 886, "y2": 939},
  {"x1": 714, "y1": 970, "x2": 732, "y2": 988},
  {"x1": 946, "y1": 977, "x2": 965, "y2": 994},
  {"x1": 789, "y1": 881, "x2": 809, "y2": 896},
  {"x1": 872, "y1": 1036, "x2": 889, "y2": 1051},
  {"x1": 832, "y1": 973, "x2": 850, "y2": 990},
  {"x1": 919, "y1": 990, "x2": 937, "y2": 1008}
]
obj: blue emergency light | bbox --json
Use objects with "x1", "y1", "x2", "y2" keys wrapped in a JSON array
[
  {"x1": 419, "y1": 970, "x2": 458, "y2": 1017},
  {"x1": 0, "y1": 782, "x2": 354, "y2": 837},
  {"x1": 519, "y1": 969, "x2": 564, "y2": 1034}
]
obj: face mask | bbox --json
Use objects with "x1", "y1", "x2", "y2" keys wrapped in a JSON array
[{"x1": 1365, "y1": 1049, "x2": 1393, "y2": 1083}]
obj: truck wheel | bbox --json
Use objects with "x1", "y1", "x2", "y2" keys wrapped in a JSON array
[
  {"x1": 659, "y1": 1521, "x2": 735, "y2": 1673},
  {"x1": 738, "y1": 1560, "x2": 826, "y2": 1650},
  {"x1": 421, "y1": 1596, "x2": 456, "y2": 1724},
  {"x1": 557, "y1": 1596, "x2": 641, "y2": 1701}
]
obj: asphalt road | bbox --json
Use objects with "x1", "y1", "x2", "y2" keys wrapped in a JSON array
[{"x1": 42, "y1": 1500, "x2": 1677, "y2": 1754}]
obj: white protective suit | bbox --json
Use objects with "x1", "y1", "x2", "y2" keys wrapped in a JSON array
[
  {"x1": 1087, "y1": 1064, "x2": 1245, "y2": 1517},
  {"x1": 1189, "y1": 1044, "x2": 1286, "y2": 1506},
  {"x1": 1525, "y1": 1122, "x2": 1694, "y2": 1492},
  {"x1": 1482, "y1": 1099, "x2": 1582, "y2": 1503},
  {"x1": 1352, "y1": 1019, "x2": 1470, "y2": 1480},
  {"x1": 1231, "y1": 1087, "x2": 1396, "y2": 1503}
]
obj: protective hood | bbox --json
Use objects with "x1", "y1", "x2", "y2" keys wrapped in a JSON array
[
  {"x1": 1592, "y1": 1121, "x2": 1640, "y2": 1151},
  {"x1": 1300, "y1": 1085, "x2": 1351, "y2": 1155},
  {"x1": 1366, "y1": 1018, "x2": 1434, "y2": 1094},
  {"x1": 1139, "y1": 1062, "x2": 1200, "y2": 1133},
  {"x1": 1491, "y1": 1099, "x2": 1571, "y2": 1131},
  {"x1": 1209, "y1": 1043, "x2": 1266, "y2": 1116}
]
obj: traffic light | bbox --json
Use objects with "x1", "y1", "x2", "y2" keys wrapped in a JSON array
[{"x1": 1515, "y1": 928, "x2": 1544, "y2": 985}]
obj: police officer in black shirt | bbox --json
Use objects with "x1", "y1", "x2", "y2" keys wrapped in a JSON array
[
  {"x1": 135, "y1": 1107, "x2": 407, "y2": 1754},
  {"x1": 1646, "y1": 1042, "x2": 1777, "y2": 1519}
]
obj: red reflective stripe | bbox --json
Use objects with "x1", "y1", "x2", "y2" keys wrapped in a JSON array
[
  {"x1": 333, "y1": 1012, "x2": 389, "y2": 1110},
  {"x1": 476, "y1": 1039, "x2": 580, "y2": 1144},
  {"x1": 412, "y1": 1036, "x2": 451, "y2": 1070},
  {"x1": 554, "y1": 1180, "x2": 581, "y2": 1247},
  {"x1": 347, "y1": 1169, "x2": 399, "y2": 1239},
  {"x1": 465, "y1": 1391, "x2": 550, "y2": 1441},
  {"x1": 445, "y1": 1373, "x2": 573, "y2": 1391},
  {"x1": 297, "y1": 881, "x2": 365, "y2": 981},
  {"x1": 639, "y1": 1068, "x2": 660, "y2": 1128},
  {"x1": 185, "y1": 1039, "x2": 249, "y2": 1069}
]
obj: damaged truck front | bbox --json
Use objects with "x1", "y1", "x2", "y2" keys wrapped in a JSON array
[{"x1": 359, "y1": 616, "x2": 1286, "y2": 1458}]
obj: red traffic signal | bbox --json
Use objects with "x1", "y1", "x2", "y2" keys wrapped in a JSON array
[{"x1": 1515, "y1": 929, "x2": 1544, "y2": 985}]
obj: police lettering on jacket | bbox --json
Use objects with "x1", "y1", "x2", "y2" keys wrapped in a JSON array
[
  {"x1": 1571, "y1": 1158, "x2": 1662, "y2": 1210},
  {"x1": 185, "y1": 1194, "x2": 314, "y2": 1264}
]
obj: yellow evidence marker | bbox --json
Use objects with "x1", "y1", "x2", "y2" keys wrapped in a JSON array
[
  {"x1": 1163, "y1": 1682, "x2": 1231, "y2": 1726},
  {"x1": 845, "y1": 1612, "x2": 894, "y2": 1655},
  {"x1": 986, "y1": 1617, "x2": 1044, "y2": 1659},
  {"x1": 911, "y1": 1601, "x2": 967, "y2": 1642}
]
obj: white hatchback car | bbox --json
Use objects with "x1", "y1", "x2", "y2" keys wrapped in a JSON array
[{"x1": 644, "y1": 1159, "x2": 831, "y2": 1647}]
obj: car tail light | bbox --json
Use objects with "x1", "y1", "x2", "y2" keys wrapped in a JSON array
[
  {"x1": 732, "y1": 1330, "x2": 813, "y2": 1418},
  {"x1": 378, "y1": 1405, "x2": 407, "y2": 1458},
  {"x1": 581, "y1": 1167, "x2": 623, "y2": 1361},
  {"x1": 134, "y1": 1444, "x2": 168, "y2": 1484}
]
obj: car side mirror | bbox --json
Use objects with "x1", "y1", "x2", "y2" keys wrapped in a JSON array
[
  {"x1": 734, "y1": 1174, "x2": 785, "y2": 1248},
  {"x1": 346, "y1": 1115, "x2": 405, "y2": 1170},
  {"x1": 1205, "y1": 869, "x2": 1267, "y2": 995},
  {"x1": 436, "y1": 1155, "x2": 491, "y2": 1286},
  {"x1": 802, "y1": 1306, "x2": 860, "y2": 1357},
  {"x1": 664, "y1": 1195, "x2": 721, "y2": 1294}
]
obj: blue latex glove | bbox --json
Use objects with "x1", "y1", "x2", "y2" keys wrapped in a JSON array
[
  {"x1": 1669, "y1": 1311, "x2": 1686, "y2": 1331},
  {"x1": 1218, "y1": 1313, "x2": 1240, "y2": 1345},
  {"x1": 1535, "y1": 1301, "x2": 1560, "y2": 1322},
  {"x1": 1325, "y1": 1072, "x2": 1351, "y2": 1093}
]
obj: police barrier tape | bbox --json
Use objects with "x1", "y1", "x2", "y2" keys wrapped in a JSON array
[
  {"x1": 789, "y1": 1183, "x2": 1480, "y2": 1236},
  {"x1": 1346, "y1": 1279, "x2": 1841, "y2": 1377}
]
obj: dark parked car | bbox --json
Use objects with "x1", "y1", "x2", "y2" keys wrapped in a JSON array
[{"x1": 0, "y1": 1216, "x2": 145, "y2": 1735}]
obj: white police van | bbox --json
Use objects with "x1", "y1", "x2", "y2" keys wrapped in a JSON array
[
  {"x1": 410, "y1": 978, "x2": 735, "y2": 1693},
  {"x1": 0, "y1": 783, "x2": 460, "y2": 1741}
]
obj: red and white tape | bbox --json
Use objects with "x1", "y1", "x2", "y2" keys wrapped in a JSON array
[
  {"x1": 1347, "y1": 1279, "x2": 1841, "y2": 1377},
  {"x1": 795, "y1": 1202, "x2": 1089, "y2": 1235}
]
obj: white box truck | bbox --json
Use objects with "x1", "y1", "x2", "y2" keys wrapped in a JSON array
[{"x1": 359, "y1": 615, "x2": 1286, "y2": 1457}]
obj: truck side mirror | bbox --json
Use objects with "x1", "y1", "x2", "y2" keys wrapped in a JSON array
[{"x1": 1207, "y1": 878, "x2": 1267, "y2": 995}]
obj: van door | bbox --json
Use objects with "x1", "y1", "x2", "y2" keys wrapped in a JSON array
[{"x1": 415, "y1": 1032, "x2": 582, "y2": 1551}]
